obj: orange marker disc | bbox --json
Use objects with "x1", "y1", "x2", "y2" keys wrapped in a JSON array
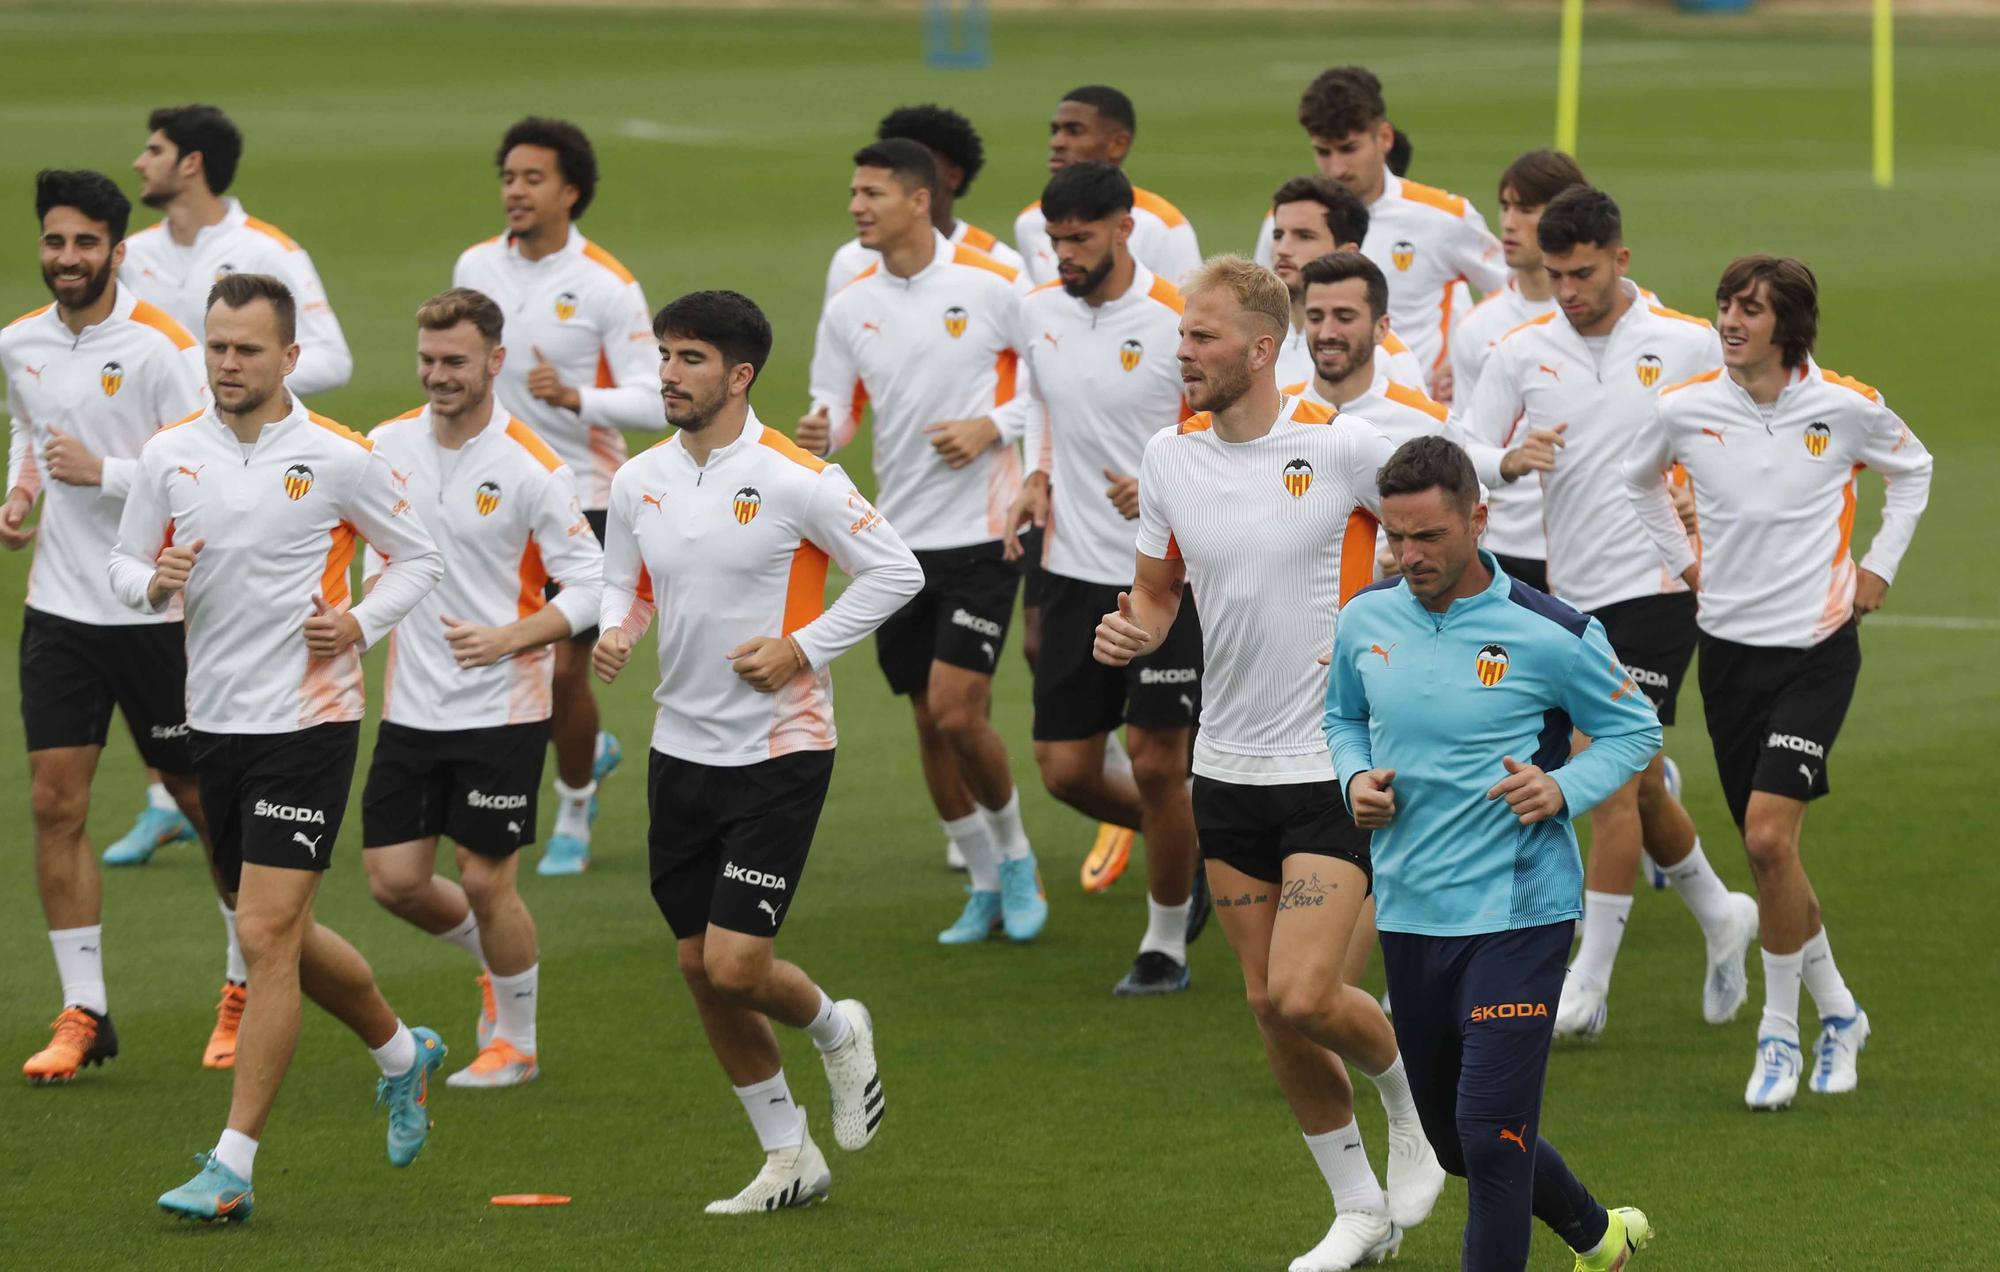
[{"x1": 491, "y1": 1194, "x2": 572, "y2": 1207}]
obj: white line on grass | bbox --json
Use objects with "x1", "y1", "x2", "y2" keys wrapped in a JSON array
[{"x1": 1866, "y1": 615, "x2": 2000, "y2": 631}]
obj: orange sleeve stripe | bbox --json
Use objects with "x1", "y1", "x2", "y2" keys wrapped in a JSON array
[
  {"x1": 1338, "y1": 509, "x2": 1380, "y2": 606},
  {"x1": 994, "y1": 349, "x2": 1019, "y2": 406},
  {"x1": 242, "y1": 216, "x2": 300, "y2": 251},
  {"x1": 1659, "y1": 368, "x2": 1724, "y2": 396},
  {"x1": 6, "y1": 303, "x2": 52, "y2": 328},
  {"x1": 952, "y1": 243, "x2": 1020, "y2": 283},
  {"x1": 1384, "y1": 382, "x2": 1449, "y2": 422},
  {"x1": 306, "y1": 411, "x2": 373, "y2": 450},
  {"x1": 128, "y1": 300, "x2": 196, "y2": 350},
  {"x1": 1396, "y1": 180, "x2": 1469, "y2": 218},
  {"x1": 1146, "y1": 275, "x2": 1186, "y2": 314},
  {"x1": 163, "y1": 407, "x2": 205, "y2": 431},
  {"x1": 580, "y1": 241, "x2": 637, "y2": 285},
  {"x1": 757, "y1": 426, "x2": 829, "y2": 473},
  {"x1": 1834, "y1": 466, "x2": 1862, "y2": 565},
  {"x1": 635, "y1": 563, "x2": 654, "y2": 607},
  {"x1": 594, "y1": 351, "x2": 615, "y2": 389},
  {"x1": 1178, "y1": 412, "x2": 1214, "y2": 435},
  {"x1": 1498, "y1": 311, "x2": 1559, "y2": 343},
  {"x1": 1131, "y1": 187, "x2": 1190, "y2": 229},
  {"x1": 1819, "y1": 368, "x2": 1881, "y2": 403},
  {"x1": 385, "y1": 406, "x2": 425, "y2": 423},
  {"x1": 321, "y1": 521, "x2": 357, "y2": 608},
  {"x1": 516, "y1": 540, "x2": 549, "y2": 619},
  {"x1": 1280, "y1": 380, "x2": 1310, "y2": 396},
  {"x1": 1164, "y1": 532, "x2": 1181, "y2": 561},
  {"x1": 1026, "y1": 279, "x2": 1064, "y2": 296},
  {"x1": 1646, "y1": 303, "x2": 1713, "y2": 329},
  {"x1": 782, "y1": 541, "x2": 830, "y2": 636},
  {"x1": 1380, "y1": 327, "x2": 1411, "y2": 355},
  {"x1": 961, "y1": 225, "x2": 997, "y2": 251},
  {"x1": 834, "y1": 262, "x2": 879, "y2": 296},
  {"x1": 1018, "y1": 199, "x2": 1043, "y2": 217},
  {"x1": 1291, "y1": 400, "x2": 1337, "y2": 425},
  {"x1": 506, "y1": 420, "x2": 564, "y2": 471}
]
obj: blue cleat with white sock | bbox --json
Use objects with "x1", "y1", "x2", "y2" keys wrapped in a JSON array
[
  {"x1": 158, "y1": 1152, "x2": 253, "y2": 1223},
  {"x1": 1809, "y1": 1008, "x2": 1869, "y2": 1095},
  {"x1": 377, "y1": 1027, "x2": 446, "y2": 1166},
  {"x1": 998, "y1": 855, "x2": 1048, "y2": 942},
  {"x1": 103, "y1": 804, "x2": 195, "y2": 866},
  {"x1": 937, "y1": 889, "x2": 1002, "y2": 945}
]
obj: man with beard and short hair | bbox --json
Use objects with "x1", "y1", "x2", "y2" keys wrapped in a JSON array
[{"x1": 1265, "y1": 176, "x2": 1425, "y2": 390}]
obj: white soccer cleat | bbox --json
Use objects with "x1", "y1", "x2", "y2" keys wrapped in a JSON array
[
  {"x1": 703, "y1": 1114, "x2": 832, "y2": 1215},
  {"x1": 1289, "y1": 1211, "x2": 1402, "y2": 1271},
  {"x1": 1703, "y1": 892, "x2": 1761, "y2": 1024},
  {"x1": 819, "y1": 999, "x2": 883, "y2": 1151},
  {"x1": 1744, "y1": 1036, "x2": 1803, "y2": 1111},
  {"x1": 1808, "y1": 1008, "x2": 1869, "y2": 1095},
  {"x1": 446, "y1": 1039, "x2": 539, "y2": 1089},
  {"x1": 1553, "y1": 977, "x2": 1609, "y2": 1040},
  {"x1": 1383, "y1": 1115, "x2": 1447, "y2": 1230}
]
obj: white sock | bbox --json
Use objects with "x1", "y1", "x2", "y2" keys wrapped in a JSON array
[
  {"x1": 552, "y1": 778, "x2": 596, "y2": 841},
  {"x1": 1304, "y1": 1119, "x2": 1387, "y2": 1215},
  {"x1": 370, "y1": 1020, "x2": 418, "y2": 1077},
  {"x1": 490, "y1": 964, "x2": 538, "y2": 1054},
  {"x1": 147, "y1": 781, "x2": 177, "y2": 813},
  {"x1": 49, "y1": 925, "x2": 107, "y2": 1015},
  {"x1": 1570, "y1": 891, "x2": 1633, "y2": 993},
  {"x1": 1662, "y1": 839, "x2": 1733, "y2": 939},
  {"x1": 434, "y1": 912, "x2": 485, "y2": 967},
  {"x1": 213, "y1": 1128, "x2": 258, "y2": 1182},
  {"x1": 1102, "y1": 730, "x2": 1133, "y2": 782},
  {"x1": 734, "y1": 1071, "x2": 806, "y2": 1152},
  {"x1": 1138, "y1": 896, "x2": 1190, "y2": 963},
  {"x1": 982, "y1": 788, "x2": 1031, "y2": 862},
  {"x1": 1759, "y1": 948, "x2": 1803, "y2": 1044},
  {"x1": 1363, "y1": 1054, "x2": 1418, "y2": 1125},
  {"x1": 943, "y1": 812, "x2": 1001, "y2": 892},
  {"x1": 803, "y1": 988, "x2": 852, "y2": 1052},
  {"x1": 220, "y1": 901, "x2": 247, "y2": 985},
  {"x1": 1800, "y1": 929, "x2": 1858, "y2": 1021}
]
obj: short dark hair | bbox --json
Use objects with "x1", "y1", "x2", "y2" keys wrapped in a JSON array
[
  {"x1": 496, "y1": 117, "x2": 599, "y2": 220},
  {"x1": 1040, "y1": 161, "x2": 1133, "y2": 225},
  {"x1": 1498, "y1": 148, "x2": 1587, "y2": 208},
  {"x1": 416, "y1": 287, "x2": 505, "y2": 345},
  {"x1": 1061, "y1": 85, "x2": 1137, "y2": 136},
  {"x1": 1717, "y1": 255, "x2": 1819, "y2": 369},
  {"x1": 1536, "y1": 186, "x2": 1622, "y2": 255},
  {"x1": 36, "y1": 169, "x2": 131, "y2": 243},
  {"x1": 1298, "y1": 67, "x2": 1385, "y2": 140},
  {"x1": 653, "y1": 290, "x2": 773, "y2": 390},
  {"x1": 877, "y1": 104, "x2": 984, "y2": 197},
  {"x1": 147, "y1": 104, "x2": 243, "y2": 195},
  {"x1": 207, "y1": 273, "x2": 296, "y2": 345},
  {"x1": 853, "y1": 138, "x2": 939, "y2": 199},
  {"x1": 1387, "y1": 127, "x2": 1413, "y2": 177},
  {"x1": 1299, "y1": 250, "x2": 1388, "y2": 323},
  {"x1": 1377, "y1": 435, "x2": 1480, "y2": 512},
  {"x1": 1270, "y1": 175, "x2": 1368, "y2": 247}
]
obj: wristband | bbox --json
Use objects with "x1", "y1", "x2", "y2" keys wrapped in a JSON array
[{"x1": 785, "y1": 634, "x2": 809, "y2": 672}]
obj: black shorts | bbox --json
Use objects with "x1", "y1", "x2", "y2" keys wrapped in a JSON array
[
  {"x1": 547, "y1": 508, "x2": 609, "y2": 644},
  {"x1": 875, "y1": 539, "x2": 1020, "y2": 696},
  {"x1": 1032, "y1": 573, "x2": 1202, "y2": 741},
  {"x1": 189, "y1": 721, "x2": 360, "y2": 892},
  {"x1": 1192, "y1": 774, "x2": 1371, "y2": 889},
  {"x1": 1493, "y1": 553, "x2": 1549, "y2": 595},
  {"x1": 1017, "y1": 526, "x2": 1048, "y2": 608},
  {"x1": 647, "y1": 748, "x2": 835, "y2": 939},
  {"x1": 361, "y1": 720, "x2": 549, "y2": 857},
  {"x1": 1698, "y1": 622, "x2": 1862, "y2": 828},
  {"x1": 18, "y1": 607, "x2": 193, "y2": 772},
  {"x1": 1589, "y1": 592, "x2": 1697, "y2": 725}
]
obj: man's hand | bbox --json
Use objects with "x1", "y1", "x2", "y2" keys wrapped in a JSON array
[
  {"x1": 1348, "y1": 769, "x2": 1398, "y2": 829},
  {"x1": 726, "y1": 635, "x2": 807, "y2": 692},
  {"x1": 43, "y1": 428, "x2": 103, "y2": 486},
  {"x1": 442, "y1": 615, "x2": 517, "y2": 669},
  {"x1": 528, "y1": 346, "x2": 581, "y2": 412},
  {"x1": 1853, "y1": 567, "x2": 1890, "y2": 619},
  {"x1": 304, "y1": 593, "x2": 363, "y2": 658},
  {"x1": 1669, "y1": 480, "x2": 1698, "y2": 535},
  {"x1": 1500, "y1": 423, "x2": 1568, "y2": 482},
  {"x1": 1486, "y1": 755, "x2": 1567, "y2": 825},
  {"x1": 1003, "y1": 472, "x2": 1049, "y2": 561},
  {"x1": 593, "y1": 628, "x2": 634, "y2": 684},
  {"x1": 0, "y1": 489, "x2": 34, "y2": 549},
  {"x1": 148, "y1": 536, "x2": 203, "y2": 606},
  {"x1": 1428, "y1": 362, "x2": 1455, "y2": 404},
  {"x1": 1681, "y1": 562, "x2": 1701, "y2": 593},
  {"x1": 1092, "y1": 591, "x2": 1154, "y2": 667},
  {"x1": 796, "y1": 406, "x2": 831, "y2": 457},
  {"x1": 1102, "y1": 467, "x2": 1139, "y2": 520},
  {"x1": 924, "y1": 416, "x2": 1000, "y2": 469}
]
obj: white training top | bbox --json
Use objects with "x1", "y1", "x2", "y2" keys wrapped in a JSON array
[
  {"x1": 1135, "y1": 395, "x2": 1392, "y2": 785},
  {"x1": 109, "y1": 398, "x2": 442, "y2": 734},
  {"x1": 3, "y1": 287, "x2": 205, "y2": 626},
  {"x1": 823, "y1": 220, "x2": 1024, "y2": 305},
  {"x1": 809, "y1": 230, "x2": 1028, "y2": 552},
  {"x1": 1016, "y1": 186, "x2": 1202, "y2": 289},
  {"x1": 599, "y1": 412, "x2": 923, "y2": 767},
  {"x1": 1448, "y1": 277, "x2": 1553, "y2": 561},
  {"x1": 451, "y1": 227, "x2": 665, "y2": 508},
  {"x1": 364, "y1": 402, "x2": 604, "y2": 730},
  {"x1": 1625, "y1": 357, "x2": 1933, "y2": 649},
  {"x1": 120, "y1": 198, "x2": 353, "y2": 397}
]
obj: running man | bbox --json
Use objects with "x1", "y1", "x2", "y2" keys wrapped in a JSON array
[
  {"x1": 109, "y1": 274, "x2": 446, "y2": 1221},
  {"x1": 596, "y1": 290, "x2": 921, "y2": 1210},
  {"x1": 361, "y1": 288, "x2": 604, "y2": 1088},
  {"x1": 1265, "y1": 176, "x2": 1425, "y2": 390},
  {"x1": 1625, "y1": 255, "x2": 1931, "y2": 1109}
]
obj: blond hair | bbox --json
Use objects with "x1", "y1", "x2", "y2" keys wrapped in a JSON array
[
  {"x1": 1182, "y1": 255, "x2": 1290, "y2": 338},
  {"x1": 415, "y1": 287, "x2": 505, "y2": 345}
]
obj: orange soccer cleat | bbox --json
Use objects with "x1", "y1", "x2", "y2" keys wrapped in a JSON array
[
  {"x1": 1080, "y1": 823, "x2": 1134, "y2": 893},
  {"x1": 446, "y1": 1039, "x2": 539, "y2": 1089},
  {"x1": 23, "y1": 1006, "x2": 118, "y2": 1084},
  {"x1": 203, "y1": 981, "x2": 246, "y2": 1069}
]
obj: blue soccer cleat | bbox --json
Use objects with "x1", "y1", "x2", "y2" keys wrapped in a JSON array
[
  {"x1": 376, "y1": 1026, "x2": 447, "y2": 1166},
  {"x1": 593, "y1": 731, "x2": 623, "y2": 782},
  {"x1": 103, "y1": 805, "x2": 196, "y2": 866},
  {"x1": 1745, "y1": 1035, "x2": 1803, "y2": 1111},
  {"x1": 937, "y1": 889, "x2": 1002, "y2": 945},
  {"x1": 537, "y1": 832, "x2": 589, "y2": 876},
  {"x1": 158, "y1": 1152, "x2": 254, "y2": 1223},
  {"x1": 998, "y1": 856, "x2": 1048, "y2": 942}
]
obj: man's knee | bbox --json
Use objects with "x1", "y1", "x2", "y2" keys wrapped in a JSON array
[
  {"x1": 702, "y1": 941, "x2": 770, "y2": 1003},
  {"x1": 364, "y1": 852, "x2": 429, "y2": 912},
  {"x1": 459, "y1": 858, "x2": 513, "y2": 914},
  {"x1": 1127, "y1": 733, "x2": 1189, "y2": 799},
  {"x1": 29, "y1": 773, "x2": 88, "y2": 839},
  {"x1": 1742, "y1": 821, "x2": 1797, "y2": 878},
  {"x1": 1271, "y1": 970, "x2": 1340, "y2": 1036},
  {"x1": 1036, "y1": 748, "x2": 1099, "y2": 810},
  {"x1": 928, "y1": 687, "x2": 990, "y2": 740},
  {"x1": 235, "y1": 906, "x2": 305, "y2": 965}
]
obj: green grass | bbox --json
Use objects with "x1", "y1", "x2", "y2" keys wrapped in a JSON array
[{"x1": 2, "y1": 3, "x2": 1997, "y2": 1267}]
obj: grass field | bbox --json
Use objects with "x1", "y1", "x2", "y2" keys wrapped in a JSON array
[{"x1": 2, "y1": 3, "x2": 1997, "y2": 1267}]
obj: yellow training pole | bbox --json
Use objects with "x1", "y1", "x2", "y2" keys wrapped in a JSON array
[
  {"x1": 1873, "y1": 0, "x2": 1894, "y2": 188},
  {"x1": 1556, "y1": 0, "x2": 1584, "y2": 155}
]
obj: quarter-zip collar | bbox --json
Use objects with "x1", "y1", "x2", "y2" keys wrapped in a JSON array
[
  {"x1": 1395, "y1": 549, "x2": 1510, "y2": 626},
  {"x1": 670, "y1": 406, "x2": 766, "y2": 477},
  {"x1": 1548, "y1": 278, "x2": 1647, "y2": 366},
  {"x1": 42, "y1": 280, "x2": 137, "y2": 346}
]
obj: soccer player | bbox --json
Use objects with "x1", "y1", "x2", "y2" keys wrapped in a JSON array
[
  {"x1": 802, "y1": 139, "x2": 1048, "y2": 944},
  {"x1": 1326, "y1": 435, "x2": 1657, "y2": 1272},
  {"x1": 109, "y1": 102, "x2": 354, "y2": 875},
  {"x1": 454, "y1": 116, "x2": 662, "y2": 876},
  {"x1": 1460, "y1": 188, "x2": 1759, "y2": 1038},
  {"x1": 1252, "y1": 68, "x2": 1505, "y2": 381},
  {"x1": 1285, "y1": 252, "x2": 1451, "y2": 445},
  {"x1": 108, "y1": 274, "x2": 446, "y2": 1221},
  {"x1": 1625, "y1": 256, "x2": 1932, "y2": 1110},
  {"x1": 596, "y1": 289, "x2": 920, "y2": 1211},
  {"x1": 823, "y1": 104, "x2": 1024, "y2": 301},
  {"x1": 4, "y1": 170, "x2": 217, "y2": 1083},
  {"x1": 1015, "y1": 86, "x2": 1201, "y2": 288},
  {"x1": 1266, "y1": 177, "x2": 1425, "y2": 390},
  {"x1": 360, "y1": 288, "x2": 604, "y2": 1088},
  {"x1": 1096, "y1": 257, "x2": 1443, "y2": 1270},
  {"x1": 1000, "y1": 161, "x2": 1204, "y2": 992}
]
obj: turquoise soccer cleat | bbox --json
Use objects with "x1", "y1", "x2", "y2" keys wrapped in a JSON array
[
  {"x1": 937, "y1": 889, "x2": 1002, "y2": 945},
  {"x1": 158, "y1": 1152, "x2": 254, "y2": 1223},
  {"x1": 998, "y1": 856, "x2": 1048, "y2": 942},
  {"x1": 103, "y1": 805, "x2": 196, "y2": 866},
  {"x1": 537, "y1": 833, "x2": 590, "y2": 876},
  {"x1": 376, "y1": 1026, "x2": 447, "y2": 1166}
]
